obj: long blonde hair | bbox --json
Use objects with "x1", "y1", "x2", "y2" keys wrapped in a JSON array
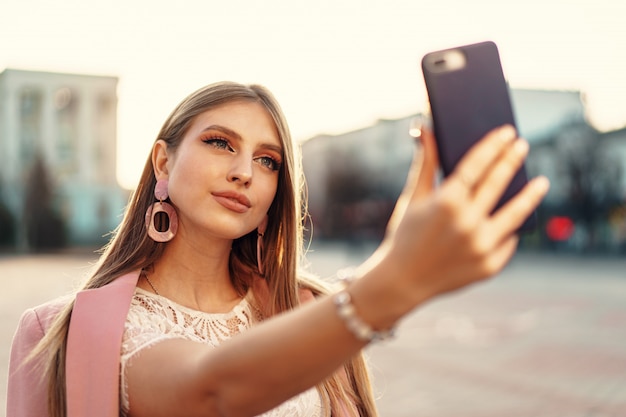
[{"x1": 33, "y1": 81, "x2": 378, "y2": 417}]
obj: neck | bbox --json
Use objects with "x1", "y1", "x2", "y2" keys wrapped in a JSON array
[{"x1": 143, "y1": 233, "x2": 243, "y2": 313}]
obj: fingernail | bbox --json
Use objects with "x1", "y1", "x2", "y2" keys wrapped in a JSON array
[
  {"x1": 409, "y1": 116, "x2": 423, "y2": 139},
  {"x1": 409, "y1": 127, "x2": 422, "y2": 141},
  {"x1": 533, "y1": 176, "x2": 550, "y2": 194},
  {"x1": 513, "y1": 139, "x2": 529, "y2": 155},
  {"x1": 409, "y1": 114, "x2": 432, "y2": 139},
  {"x1": 499, "y1": 125, "x2": 517, "y2": 142}
]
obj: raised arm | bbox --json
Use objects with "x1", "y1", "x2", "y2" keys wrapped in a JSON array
[{"x1": 125, "y1": 125, "x2": 549, "y2": 417}]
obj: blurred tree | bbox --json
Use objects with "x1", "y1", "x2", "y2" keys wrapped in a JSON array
[
  {"x1": 322, "y1": 149, "x2": 395, "y2": 241},
  {"x1": 0, "y1": 185, "x2": 16, "y2": 248},
  {"x1": 23, "y1": 153, "x2": 67, "y2": 251},
  {"x1": 556, "y1": 122, "x2": 623, "y2": 251}
]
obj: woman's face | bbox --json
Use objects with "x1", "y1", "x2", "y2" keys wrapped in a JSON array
[{"x1": 156, "y1": 100, "x2": 282, "y2": 242}]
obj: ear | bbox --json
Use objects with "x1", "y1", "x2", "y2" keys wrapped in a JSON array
[{"x1": 152, "y1": 140, "x2": 170, "y2": 179}]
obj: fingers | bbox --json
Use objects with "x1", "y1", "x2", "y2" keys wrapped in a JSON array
[
  {"x1": 375, "y1": 123, "x2": 550, "y2": 308},
  {"x1": 472, "y1": 138, "x2": 529, "y2": 213},
  {"x1": 448, "y1": 122, "x2": 549, "y2": 235},
  {"x1": 412, "y1": 125, "x2": 439, "y2": 200},
  {"x1": 490, "y1": 175, "x2": 550, "y2": 235},
  {"x1": 399, "y1": 141, "x2": 423, "y2": 203},
  {"x1": 479, "y1": 234, "x2": 520, "y2": 277},
  {"x1": 401, "y1": 121, "x2": 439, "y2": 201},
  {"x1": 386, "y1": 140, "x2": 422, "y2": 232},
  {"x1": 435, "y1": 123, "x2": 548, "y2": 259},
  {"x1": 450, "y1": 125, "x2": 517, "y2": 195},
  {"x1": 386, "y1": 122, "x2": 439, "y2": 232}
]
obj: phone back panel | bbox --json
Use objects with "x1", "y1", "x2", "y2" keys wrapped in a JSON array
[{"x1": 421, "y1": 41, "x2": 536, "y2": 231}]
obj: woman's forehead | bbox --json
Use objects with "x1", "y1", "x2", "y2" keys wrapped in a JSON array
[{"x1": 191, "y1": 101, "x2": 280, "y2": 143}]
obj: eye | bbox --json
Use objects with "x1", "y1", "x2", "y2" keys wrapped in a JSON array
[
  {"x1": 202, "y1": 136, "x2": 233, "y2": 151},
  {"x1": 255, "y1": 155, "x2": 281, "y2": 171}
]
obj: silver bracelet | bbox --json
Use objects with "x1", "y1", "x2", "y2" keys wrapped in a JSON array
[{"x1": 333, "y1": 270, "x2": 395, "y2": 343}]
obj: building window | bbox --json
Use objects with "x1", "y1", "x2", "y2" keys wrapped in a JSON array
[
  {"x1": 94, "y1": 92, "x2": 115, "y2": 181},
  {"x1": 55, "y1": 87, "x2": 79, "y2": 176},
  {"x1": 19, "y1": 87, "x2": 43, "y2": 167}
]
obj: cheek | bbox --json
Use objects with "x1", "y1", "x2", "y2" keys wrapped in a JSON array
[
  {"x1": 258, "y1": 177, "x2": 279, "y2": 212},
  {"x1": 167, "y1": 161, "x2": 207, "y2": 205}
]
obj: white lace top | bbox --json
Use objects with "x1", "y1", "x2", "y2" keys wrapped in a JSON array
[{"x1": 120, "y1": 288, "x2": 323, "y2": 416}]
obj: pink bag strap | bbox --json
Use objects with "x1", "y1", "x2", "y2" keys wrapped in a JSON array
[{"x1": 65, "y1": 271, "x2": 139, "y2": 417}]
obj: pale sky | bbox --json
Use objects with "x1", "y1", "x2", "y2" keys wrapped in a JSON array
[{"x1": 1, "y1": 0, "x2": 625, "y2": 189}]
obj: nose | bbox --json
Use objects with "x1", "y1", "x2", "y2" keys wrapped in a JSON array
[{"x1": 228, "y1": 154, "x2": 252, "y2": 185}]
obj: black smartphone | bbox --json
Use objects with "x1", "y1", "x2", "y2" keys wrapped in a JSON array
[{"x1": 421, "y1": 40, "x2": 536, "y2": 232}]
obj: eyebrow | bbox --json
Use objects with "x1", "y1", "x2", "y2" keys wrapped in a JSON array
[{"x1": 201, "y1": 124, "x2": 283, "y2": 155}]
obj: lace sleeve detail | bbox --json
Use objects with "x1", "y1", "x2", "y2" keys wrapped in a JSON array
[
  {"x1": 121, "y1": 290, "x2": 205, "y2": 368},
  {"x1": 120, "y1": 289, "x2": 263, "y2": 413}
]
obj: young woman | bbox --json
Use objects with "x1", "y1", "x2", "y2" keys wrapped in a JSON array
[{"x1": 7, "y1": 81, "x2": 549, "y2": 417}]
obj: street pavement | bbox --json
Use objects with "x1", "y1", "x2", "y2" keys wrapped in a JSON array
[{"x1": 2, "y1": 246, "x2": 626, "y2": 416}]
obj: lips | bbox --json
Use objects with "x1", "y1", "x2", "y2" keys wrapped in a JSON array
[{"x1": 212, "y1": 191, "x2": 251, "y2": 213}]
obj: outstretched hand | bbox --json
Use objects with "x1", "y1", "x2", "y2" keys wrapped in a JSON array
[{"x1": 366, "y1": 124, "x2": 550, "y2": 310}]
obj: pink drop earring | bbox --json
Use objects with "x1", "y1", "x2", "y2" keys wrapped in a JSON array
[
  {"x1": 145, "y1": 179, "x2": 178, "y2": 242},
  {"x1": 256, "y1": 215, "x2": 268, "y2": 275}
]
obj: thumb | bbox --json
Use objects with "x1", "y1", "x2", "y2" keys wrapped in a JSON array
[
  {"x1": 386, "y1": 139, "x2": 422, "y2": 232},
  {"x1": 386, "y1": 120, "x2": 439, "y2": 232},
  {"x1": 411, "y1": 124, "x2": 439, "y2": 200}
]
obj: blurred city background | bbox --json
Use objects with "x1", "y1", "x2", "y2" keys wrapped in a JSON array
[
  {"x1": 1, "y1": 0, "x2": 625, "y2": 415},
  {"x1": 0, "y1": 70, "x2": 624, "y2": 253}
]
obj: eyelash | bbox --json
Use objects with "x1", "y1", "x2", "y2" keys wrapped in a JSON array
[
  {"x1": 257, "y1": 156, "x2": 281, "y2": 172},
  {"x1": 202, "y1": 136, "x2": 232, "y2": 151},
  {"x1": 201, "y1": 136, "x2": 281, "y2": 172}
]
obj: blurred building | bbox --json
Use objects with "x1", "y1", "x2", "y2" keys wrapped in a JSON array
[
  {"x1": 598, "y1": 127, "x2": 626, "y2": 250},
  {"x1": 600, "y1": 127, "x2": 626, "y2": 198},
  {"x1": 0, "y1": 68, "x2": 128, "y2": 248},
  {"x1": 302, "y1": 89, "x2": 626, "y2": 251},
  {"x1": 302, "y1": 115, "x2": 415, "y2": 240}
]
